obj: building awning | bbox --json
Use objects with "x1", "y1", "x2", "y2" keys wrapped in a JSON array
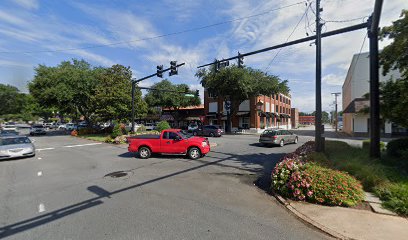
[
  {"x1": 258, "y1": 111, "x2": 268, "y2": 117},
  {"x1": 236, "y1": 111, "x2": 250, "y2": 116},
  {"x1": 270, "y1": 112, "x2": 280, "y2": 118},
  {"x1": 280, "y1": 113, "x2": 290, "y2": 118},
  {"x1": 343, "y1": 98, "x2": 369, "y2": 114},
  {"x1": 160, "y1": 114, "x2": 174, "y2": 121},
  {"x1": 206, "y1": 112, "x2": 217, "y2": 117},
  {"x1": 184, "y1": 116, "x2": 200, "y2": 121}
]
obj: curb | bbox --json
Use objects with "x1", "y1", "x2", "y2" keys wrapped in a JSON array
[{"x1": 273, "y1": 194, "x2": 354, "y2": 240}]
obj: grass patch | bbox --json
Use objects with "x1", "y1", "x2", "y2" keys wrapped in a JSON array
[
  {"x1": 78, "y1": 134, "x2": 110, "y2": 142},
  {"x1": 323, "y1": 141, "x2": 408, "y2": 216}
]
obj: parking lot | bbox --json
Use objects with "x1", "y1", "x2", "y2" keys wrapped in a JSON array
[{"x1": 0, "y1": 131, "x2": 329, "y2": 240}]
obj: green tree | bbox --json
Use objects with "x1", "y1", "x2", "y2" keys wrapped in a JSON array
[
  {"x1": 91, "y1": 65, "x2": 147, "y2": 122},
  {"x1": 156, "y1": 121, "x2": 171, "y2": 132},
  {"x1": 144, "y1": 79, "x2": 201, "y2": 122},
  {"x1": 379, "y1": 10, "x2": 408, "y2": 127},
  {"x1": 311, "y1": 111, "x2": 330, "y2": 123},
  {"x1": 29, "y1": 59, "x2": 98, "y2": 122},
  {"x1": 0, "y1": 84, "x2": 26, "y2": 115},
  {"x1": 29, "y1": 59, "x2": 147, "y2": 124},
  {"x1": 196, "y1": 65, "x2": 289, "y2": 131}
]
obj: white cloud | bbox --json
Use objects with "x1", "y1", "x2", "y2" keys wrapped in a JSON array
[
  {"x1": 13, "y1": 0, "x2": 38, "y2": 10},
  {"x1": 322, "y1": 73, "x2": 344, "y2": 86},
  {"x1": 0, "y1": 9, "x2": 26, "y2": 25}
]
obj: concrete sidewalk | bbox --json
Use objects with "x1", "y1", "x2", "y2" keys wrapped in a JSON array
[{"x1": 285, "y1": 200, "x2": 408, "y2": 240}]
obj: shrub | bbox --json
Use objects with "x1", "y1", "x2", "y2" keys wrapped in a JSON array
[
  {"x1": 136, "y1": 124, "x2": 146, "y2": 132},
  {"x1": 271, "y1": 155, "x2": 304, "y2": 197},
  {"x1": 114, "y1": 135, "x2": 127, "y2": 144},
  {"x1": 71, "y1": 130, "x2": 78, "y2": 136},
  {"x1": 375, "y1": 182, "x2": 408, "y2": 216},
  {"x1": 104, "y1": 136, "x2": 114, "y2": 143},
  {"x1": 78, "y1": 127, "x2": 97, "y2": 135},
  {"x1": 386, "y1": 138, "x2": 408, "y2": 157},
  {"x1": 111, "y1": 124, "x2": 122, "y2": 138},
  {"x1": 119, "y1": 123, "x2": 127, "y2": 135},
  {"x1": 304, "y1": 163, "x2": 365, "y2": 206},
  {"x1": 156, "y1": 121, "x2": 171, "y2": 132},
  {"x1": 362, "y1": 140, "x2": 386, "y2": 152}
]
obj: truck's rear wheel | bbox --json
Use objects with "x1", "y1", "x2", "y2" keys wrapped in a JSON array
[
  {"x1": 188, "y1": 147, "x2": 201, "y2": 160},
  {"x1": 139, "y1": 146, "x2": 151, "y2": 159}
]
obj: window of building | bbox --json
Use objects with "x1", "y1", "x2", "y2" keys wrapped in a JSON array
[
  {"x1": 240, "y1": 117, "x2": 250, "y2": 129},
  {"x1": 276, "y1": 105, "x2": 278, "y2": 112},
  {"x1": 208, "y1": 91, "x2": 217, "y2": 98},
  {"x1": 280, "y1": 106, "x2": 282, "y2": 113}
]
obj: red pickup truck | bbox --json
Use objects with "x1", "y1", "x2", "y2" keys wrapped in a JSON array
[{"x1": 127, "y1": 129, "x2": 210, "y2": 159}]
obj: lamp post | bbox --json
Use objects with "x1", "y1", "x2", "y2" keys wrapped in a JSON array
[{"x1": 256, "y1": 100, "x2": 264, "y2": 129}]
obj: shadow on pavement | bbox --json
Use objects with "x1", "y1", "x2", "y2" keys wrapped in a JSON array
[{"x1": 0, "y1": 149, "x2": 286, "y2": 238}]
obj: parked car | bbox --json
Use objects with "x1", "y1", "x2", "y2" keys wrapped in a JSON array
[
  {"x1": 77, "y1": 122, "x2": 89, "y2": 130},
  {"x1": 1, "y1": 124, "x2": 17, "y2": 131},
  {"x1": 127, "y1": 129, "x2": 210, "y2": 159},
  {"x1": 30, "y1": 124, "x2": 46, "y2": 135},
  {"x1": 144, "y1": 123, "x2": 156, "y2": 131},
  {"x1": 0, "y1": 130, "x2": 19, "y2": 136},
  {"x1": 187, "y1": 123, "x2": 199, "y2": 132},
  {"x1": 0, "y1": 135, "x2": 35, "y2": 160},
  {"x1": 65, "y1": 123, "x2": 77, "y2": 131},
  {"x1": 58, "y1": 124, "x2": 67, "y2": 130},
  {"x1": 259, "y1": 129, "x2": 298, "y2": 147},
  {"x1": 193, "y1": 125, "x2": 223, "y2": 137}
]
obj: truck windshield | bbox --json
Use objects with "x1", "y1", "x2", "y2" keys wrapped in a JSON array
[{"x1": 178, "y1": 131, "x2": 191, "y2": 139}]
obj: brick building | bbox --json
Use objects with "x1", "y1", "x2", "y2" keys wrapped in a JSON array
[
  {"x1": 203, "y1": 90, "x2": 292, "y2": 133},
  {"x1": 299, "y1": 116, "x2": 315, "y2": 125}
]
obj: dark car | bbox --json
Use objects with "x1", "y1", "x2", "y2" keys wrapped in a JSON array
[
  {"x1": 193, "y1": 125, "x2": 223, "y2": 137},
  {"x1": 0, "y1": 129, "x2": 19, "y2": 136},
  {"x1": 30, "y1": 124, "x2": 46, "y2": 135},
  {"x1": 259, "y1": 129, "x2": 298, "y2": 147}
]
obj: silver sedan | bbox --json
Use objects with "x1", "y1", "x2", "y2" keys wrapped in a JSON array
[{"x1": 0, "y1": 136, "x2": 35, "y2": 160}]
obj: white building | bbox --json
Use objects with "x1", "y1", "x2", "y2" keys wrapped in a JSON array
[{"x1": 342, "y1": 52, "x2": 404, "y2": 137}]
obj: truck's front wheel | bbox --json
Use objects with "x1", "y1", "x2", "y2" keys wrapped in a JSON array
[
  {"x1": 188, "y1": 147, "x2": 201, "y2": 160},
  {"x1": 139, "y1": 146, "x2": 151, "y2": 159}
]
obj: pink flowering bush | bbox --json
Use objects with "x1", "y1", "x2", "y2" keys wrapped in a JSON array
[
  {"x1": 271, "y1": 155, "x2": 304, "y2": 197},
  {"x1": 271, "y1": 141, "x2": 364, "y2": 207}
]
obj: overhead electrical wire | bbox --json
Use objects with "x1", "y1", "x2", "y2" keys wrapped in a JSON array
[
  {"x1": 263, "y1": 2, "x2": 312, "y2": 72},
  {"x1": 0, "y1": 1, "x2": 305, "y2": 54}
]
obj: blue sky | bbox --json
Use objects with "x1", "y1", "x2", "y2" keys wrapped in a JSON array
[{"x1": 0, "y1": 0, "x2": 407, "y2": 112}]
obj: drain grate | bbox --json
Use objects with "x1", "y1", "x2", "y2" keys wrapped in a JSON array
[{"x1": 104, "y1": 171, "x2": 128, "y2": 178}]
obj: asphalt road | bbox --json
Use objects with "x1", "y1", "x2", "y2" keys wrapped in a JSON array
[{"x1": 0, "y1": 132, "x2": 330, "y2": 240}]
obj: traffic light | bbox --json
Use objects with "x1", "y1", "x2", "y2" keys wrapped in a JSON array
[
  {"x1": 156, "y1": 65, "x2": 163, "y2": 78},
  {"x1": 195, "y1": 90, "x2": 199, "y2": 97},
  {"x1": 238, "y1": 52, "x2": 244, "y2": 68},
  {"x1": 169, "y1": 61, "x2": 178, "y2": 76}
]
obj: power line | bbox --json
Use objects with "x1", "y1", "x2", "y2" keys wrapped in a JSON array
[
  {"x1": 349, "y1": 32, "x2": 368, "y2": 78},
  {"x1": 0, "y1": 1, "x2": 305, "y2": 55},
  {"x1": 264, "y1": 2, "x2": 311, "y2": 72},
  {"x1": 324, "y1": 16, "x2": 368, "y2": 23}
]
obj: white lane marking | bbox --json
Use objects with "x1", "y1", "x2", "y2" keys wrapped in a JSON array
[
  {"x1": 37, "y1": 171, "x2": 42, "y2": 176},
  {"x1": 36, "y1": 148, "x2": 55, "y2": 151},
  {"x1": 37, "y1": 157, "x2": 42, "y2": 160},
  {"x1": 64, "y1": 143, "x2": 102, "y2": 148},
  {"x1": 38, "y1": 203, "x2": 45, "y2": 213}
]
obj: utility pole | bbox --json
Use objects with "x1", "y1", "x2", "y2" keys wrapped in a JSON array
[
  {"x1": 331, "y1": 92, "x2": 341, "y2": 132},
  {"x1": 315, "y1": 0, "x2": 324, "y2": 152},
  {"x1": 368, "y1": 0, "x2": 383, "y2": 158}
]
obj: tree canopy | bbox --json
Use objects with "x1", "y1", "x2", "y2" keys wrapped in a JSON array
[
  {"x1": 196, "y1": 65, "x2": 289, "y2": 114},
  {"x1": 379, "y1": 10, "x2": 408, "y2": 127},
  {"x1": 144, "y1": 79, "x2": 201, "y2": 110},
  {"x1": 29, "y1": 59, "x2": 146, "y2": 123}
]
